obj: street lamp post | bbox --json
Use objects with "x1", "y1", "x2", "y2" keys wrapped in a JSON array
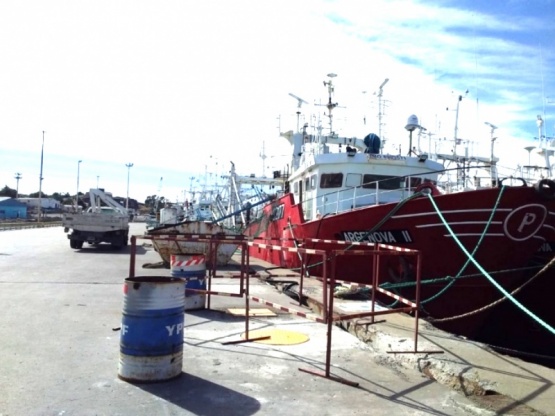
[
  {"x1": 14, "y1": 173, "x2": 22, "y2": 199},
  {"x1": 38, "y1": 131, "x2": 45, "y2": 222},
  {"x1": 76, "y1": 160, "x2": 82, "y2": 210},
  {"x1": 125, "y1": 163, "x2": 134, "y2": 210}
]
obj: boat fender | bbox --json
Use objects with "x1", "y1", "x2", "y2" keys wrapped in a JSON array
[
  {"x1": 415, "y1": 182, "x2": 439, "y2": 196},
  {"x1": 534, "y1": 179, "x2": 555, "y2": 200}
]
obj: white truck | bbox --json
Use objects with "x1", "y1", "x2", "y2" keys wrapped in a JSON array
[{"x1": 62, "y1": 188, "x2": 130, "y2": 249}]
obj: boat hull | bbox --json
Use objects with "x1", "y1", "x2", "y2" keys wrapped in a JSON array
[
  {"x1": 244, "y1": 186, "x2": 555, "y2": 338},
  {"x1": 146, "y1": 221, "x2": 240, "y2": 267}
]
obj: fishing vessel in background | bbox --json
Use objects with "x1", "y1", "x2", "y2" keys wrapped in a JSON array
[
  {"x1": 242, "y1": 74, "x2": 555, "y2": 345},
  {"x1": 146, "y1": 162, "x2": 283, "y2": 266}
]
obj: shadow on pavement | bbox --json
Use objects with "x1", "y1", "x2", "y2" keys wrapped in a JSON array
[{"x1": 134, "y1": 372, "x2": 261, "y2": 416}]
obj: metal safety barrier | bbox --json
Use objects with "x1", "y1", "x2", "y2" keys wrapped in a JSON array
[{"x1": 128, "y1": 233, "x2": 441, "y2": 387}]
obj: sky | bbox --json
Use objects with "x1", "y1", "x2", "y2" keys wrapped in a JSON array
[{"x1": 1, "y1": 0, "x2": 554, "y2": 203}]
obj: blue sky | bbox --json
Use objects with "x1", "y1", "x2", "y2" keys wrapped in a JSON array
[{"x1": 0, "y1": 0, "x2": 553, "y2": 202}]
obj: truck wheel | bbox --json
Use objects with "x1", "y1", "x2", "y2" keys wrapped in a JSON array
[
  {"x1": 76, "y1": 241, "x2": 84, "y2": 249},
  {"x1": 70, "y1": 240, "x2": 77, "y2": 249}
]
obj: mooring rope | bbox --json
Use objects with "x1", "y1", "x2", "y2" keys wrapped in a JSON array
[
  {"x1": 416, "y1": 185, "x2": 506, "y2": 306},
  {"x1": 251, "y1": 188, "x2": 554, "y2": 336},
  {"x1": 425, "y1": 192, "x2": 555, "y2": 336},
  {"x1": 427, "y1": 254, "x2": 555, "y2": 323}
]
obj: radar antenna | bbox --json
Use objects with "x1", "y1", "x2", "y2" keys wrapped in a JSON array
[
  {"x1": 288, "y1": 93, "x2": 308, "y2": 109},
  {"x1": 289, "y1": 93, "x2": 309, "y2": 133}
]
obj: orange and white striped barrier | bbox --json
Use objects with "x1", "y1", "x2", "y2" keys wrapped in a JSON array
[{"x1": 248, "y1": 295, "x2": 326, "y2": 323}]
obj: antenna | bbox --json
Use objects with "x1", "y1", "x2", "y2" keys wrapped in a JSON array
[
  {"x1": 288, "y1": 93, "x2": 308, "y2": 132},
  {"x1": 524, "y1": 145, "x2": 535, "y2": 167},
  {"x1": 536, "y1": 115, "x2": 552, "y2": 176},
  {"x1": 485, "y1": 121, "x2": 499, "y2": 185},
  {"x1": 322, "y1": 73, "x2": 339, "y2": 133},
  {"x1": 484, "y1": 121, "x2": 498, "y2": 130},
  {"x1": 405, "y1": 115, "x2": 420, "y2": 156},
  {"x1": 375, "y1": 78, "x2": 389, "y2": 148},
  {"x1": 288, "y1": 93, "x2": 308, "y2": 109},
  {"x1": 451, "y1": 90, "x2": 468, "y2": 156},
  {"x1": 260, "y1": 140, "x2": 267, "y2": 177}
]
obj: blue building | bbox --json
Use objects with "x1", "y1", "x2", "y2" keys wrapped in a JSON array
[{"x1": 0, "y1": 197, "x2": 28, "y2": 220}]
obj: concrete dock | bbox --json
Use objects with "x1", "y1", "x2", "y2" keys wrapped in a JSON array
[{"x1": 1, "y1": 223, "x2": 554, "y2": 415}]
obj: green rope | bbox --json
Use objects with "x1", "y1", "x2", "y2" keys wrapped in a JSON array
[
  {"x1": 379, "y1": 264, "x2": 542, "y2": 291},
  {"x1": 426, "y1": 190, "x2": 555, "y2": 336},
  {"x1": 418, "y1": 185, "x2": 506, "y2": 305}
]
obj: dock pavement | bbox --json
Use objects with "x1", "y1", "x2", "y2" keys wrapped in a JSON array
[{"x1": 1, "y1": 222, "x2": 554, "y2": 415}]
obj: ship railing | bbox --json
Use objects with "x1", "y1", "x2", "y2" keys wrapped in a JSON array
[{"x1": 317, "y1": 185, "x2": 408, "y2": 216}]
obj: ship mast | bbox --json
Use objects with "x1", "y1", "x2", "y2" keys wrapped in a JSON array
[
  {"x1": 376, "y1": 78, "x2": 389, "y2": 151},
  {"x1": 323, "y1": 73, "x2": 338, "y2": 134},
  {"x1": 485, "y1": 121, "x2": 498, "y2": 186},
  {"x1": 259, "y1": 140, "x2": 267, "y2": 177}
]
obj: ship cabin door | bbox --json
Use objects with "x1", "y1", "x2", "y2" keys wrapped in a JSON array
[
  {"x1": 297, "y1": 178, "x2": 303, "y2": 208},
  {"x1": 302, "y1": 175, "x2": 316, "y2": 220},
  {"x1": 295, "y1": 174, "x2": 316, "y2": 220}
]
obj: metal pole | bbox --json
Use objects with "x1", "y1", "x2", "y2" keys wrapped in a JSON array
[
  {"x1": 125, "y1": 163, "x2": 134, "y2": 209},
  {"x1": 485, "y1": 122, "x2": 498, "y2": 186},
  {"x1": 76, "y1": 160, "x2": 82, "y2": 210},
  {"x1": 14, "y1": 173, "x2": 22, "y2": 199},
  {"x1": 129, "y1": 235, "x2": 136, "y2": 278},
  {"x1": 38, "y1": 131, "x2": 44, "y2": 222},
  {"x1": 377, "y1": 78, "x2": 388, "y2": 153}
]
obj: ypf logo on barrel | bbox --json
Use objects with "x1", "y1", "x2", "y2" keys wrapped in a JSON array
[{"x1": 503, "y1": 204, "x2": 547, "y2": 242}]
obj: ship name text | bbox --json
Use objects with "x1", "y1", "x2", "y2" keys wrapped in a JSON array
[{"x1": 340, "y1": 229, "x2": 413, "y2": 244}]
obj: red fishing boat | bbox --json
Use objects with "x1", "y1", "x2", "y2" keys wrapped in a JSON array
[{"x1": 243, "y1": 75, "x2": 555, "y2": 340}]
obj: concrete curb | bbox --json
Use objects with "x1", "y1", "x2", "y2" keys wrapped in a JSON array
[{"x1": 340, "y1": 317, "x2": 548, "y2": 415}]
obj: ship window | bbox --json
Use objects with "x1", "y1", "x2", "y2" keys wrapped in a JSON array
[
  {"x1": 305, "y1": 177, "x2": 310, "y2": 190},
  {"x1": 310, "y1": 174, "x2": 317, "y2": 189},
  {"x1": 320, "y1": 173, "x2": 343, "y2": 188},
  {"x1": 293, "y1": 181, "x2": 299, "y2": 193},
  {"x1": 345, "y1": 173, "x2": 362, "y2": 188},
  {"x1": 362, "y1": 174, "x2": 402, "y2": 190}
]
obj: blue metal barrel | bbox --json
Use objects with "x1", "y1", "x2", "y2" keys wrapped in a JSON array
[
  {"x1": 118, "y1": 276, "x2": 186, "y2": 383},
  {"x1": 170, "y1": 254, "x2": 206, "y2": 310}
]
